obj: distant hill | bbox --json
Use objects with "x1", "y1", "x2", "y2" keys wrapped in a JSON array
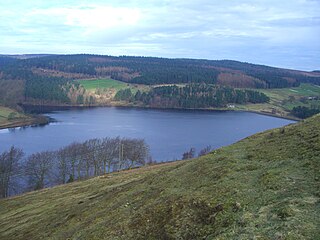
[
  {"x1": 1, "y1": 114, "x2": 319, "y2": 239},
  {"x1": 1, "y1": 54, "x2": 320, "y2": 88},
  {"x1": 0, "y1": 54, "x2": 319, "y2": 112},
  {"x1": 1, "y1": 54, "x2": 56, "y2": 59}
]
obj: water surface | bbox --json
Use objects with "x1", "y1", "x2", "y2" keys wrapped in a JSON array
[{"x1": 0, "y1": 107, "x2": 295, "y2": 161}]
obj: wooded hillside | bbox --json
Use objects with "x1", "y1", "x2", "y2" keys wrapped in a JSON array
[{"x1": 2, "y1": 54, "x2": 320, "y2": 89}]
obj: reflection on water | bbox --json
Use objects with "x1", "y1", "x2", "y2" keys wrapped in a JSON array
[{"x1": 0, "y1": 129, "x2": 10, "y2": 134}]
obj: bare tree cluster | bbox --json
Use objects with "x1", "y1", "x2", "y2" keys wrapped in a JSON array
[
  {"x1": 198, "y1": 146, "x2": 212, "y2": 157},
  {"x1": 0, "y1": 137, "x2": 149, "y2": 198},
  {"x1": 182, "y1": 147, "x2": 196, "y2": 160},
  {"x1": 182, "y1": 145, "x2": 213, "y2": 160},
  {"x1": 0, "y1": 146, "x2": 24, "y2": 198}
]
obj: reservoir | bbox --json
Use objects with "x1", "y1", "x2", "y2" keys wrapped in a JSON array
[{"x1": 0, "y1": 107, "x2": 295, "y2": 161}]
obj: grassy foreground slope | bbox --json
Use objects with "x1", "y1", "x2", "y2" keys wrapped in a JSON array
[{"x1": 1, "y1": 116, "x2": 319, "y2": 239}]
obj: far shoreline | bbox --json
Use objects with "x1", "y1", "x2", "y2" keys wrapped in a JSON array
[
  {"x1": 0, "y1": 115, "x2": 49, "y2": 130},
  {"x1": 0, "y1": 102, "x2": 297, "y2": 130}
]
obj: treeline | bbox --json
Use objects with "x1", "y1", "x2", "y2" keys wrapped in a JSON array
[
  {"x1": 8, "y1": 55, "x2": 220, "y2": 85},
  {"x1": 128, "y1": 65, "x2": 219, "y2": 85},
  {"x1": 25, "y1": 76, "x2": 71, "y2": 103},
  {"x1": 0, "y1": 62, "x2": 71, "y2": 105},
  {"x1": 208, "y1": 60, "x2": 303, "y2": 88},
  {"x1": 22, "y1": 54, "x2": 96, "y2": 75},
  {"x1": 115, "y1": 84, "x2": 270, "y2": 108},
  {"x1": 0, "y1": 61, "x2": 94, "y2": 106},
  {"x1": 0, "y1": 56, "x2": 18, "y2": 66},
  {"x1": 3, "y1": 54, "x2": 320, "y2": 89},
  {"x1": 0, "y1": 79, "x2": 25, "y2": 108},
  {"x1": 290, "y1": 106, "x2": 320, "y2": 119},
  {"x1": 0, "y1": 137, "x2": 149, "y2": 198},
  {"x1": 208, "y1": 60, "x2": 320, "y2": 87},
  {"x1": 181, "y1": 146, "x2": 212, "y2": 160}
]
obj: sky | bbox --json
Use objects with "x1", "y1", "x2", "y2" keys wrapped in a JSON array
[{"x1": 0, "y1": 0, "x2": 319, "y2": 70}]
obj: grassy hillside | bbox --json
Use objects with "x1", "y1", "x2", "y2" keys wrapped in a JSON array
[
  {"x1": 260, "y1": 84, "x2": 320, "y2": 110},
  {"x1": 0, "y1": 115, "x2": 319, "y2": 239},
  {"x1": 77, "y1": 78, "x2": 149, "y2": 103},
  {"x1": 234, "y1": 84, "x2": 320, "y2": 118},
  {"x1": 78, "y1": 78, "x2": 128, "y2": 91}
]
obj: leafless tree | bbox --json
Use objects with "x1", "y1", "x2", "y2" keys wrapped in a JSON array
[
  {"x1": 82, "y1": 140, "x2": 94, "y2": 178},
  {"x1": 76, "y1": 143, "x2": 88, "y2": 180},
  {"x1": 100, "y1": 137, "x2": 119, "y2": 174},
  {"x1": 89, "y1": 138, "x2": 102, "y2": 176},
  {"x1": 64, "y1": 142, "x2": 81, "y2": 180},
  {"x1": 0, "y1": 146, "x2": 24, "y2": 198},
  {"x1": 56, "y1": 148, "x2": 70, "y2": 184},
  {"x1": 182, "y1": 147, "x2": 196, "y2": 160},
  {"x1": 3, "y1": 136, "x2": 151, "y2": 197},
  {"x1": 25, "y1": 151, "x2": 54, "y2": 190},
  {"x1": 123, "y1": 138, "x2": 149, "y2": 169},
  {"x1": 145, "y1": 155, "x2": 156, "y2": 166},
  {"x1": 198, "y1": 145, "x2": 212, "y2": 157}
]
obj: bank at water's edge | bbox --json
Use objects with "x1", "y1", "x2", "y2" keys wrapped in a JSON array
[
  {"x1": 0, "y1": 114, "x2": 49, "y2": 130},
  {"x1": 1, "y1": 99, "x2": 299, "y2": 130},
  {"x1": 18, "y1": 101, "x2": 300, "y2": 122}
]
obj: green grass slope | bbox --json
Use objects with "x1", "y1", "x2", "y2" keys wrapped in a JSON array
[
  {"x1": 234, "y1": 84, "x2": 320, "y2": 118},
  {"x1": 260, "y1": 84, "x2": 320, "y2": 110},
  {"x1": 78, "y1": 78, "x2": 128, "y2": 91},
  {"x1": 1, "y1": 115, "x2": 319, "y2": 240},
  {"x1": 0, "y1": 106, "x2": 42, "y2": 129}
]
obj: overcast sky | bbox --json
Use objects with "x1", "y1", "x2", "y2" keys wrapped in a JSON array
[{"x1": 0, "y1": 0, "x2": 319, "y2": 70}]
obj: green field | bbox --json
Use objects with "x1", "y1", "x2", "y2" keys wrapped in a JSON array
[
  {"x1": 0, "y1": 106, "x2": 25, "y2": 124},
  {"x1": 0, "y1": 106, "x2": 39, "y2": 129},
  {"x1": 261, "y1": 83, "x2": 320, "y2": 102},
  {"x1": 234, "y1": 84, "x2": 320, "y2": 117},
  {"x1": 1, "y1": 114, "x2": 319, "y2": 239},
  {"x1": 0, "y1": 106, "x2": 13, "y2": 121},
  {"x1": 78, "y1": 78, "x2": 128, "y2": 91},
  {"x1": 260, "y1": 84, "x2": 320, "y2": 110}
]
